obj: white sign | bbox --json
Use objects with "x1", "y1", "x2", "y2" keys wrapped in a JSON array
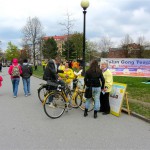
[{"x1": 109, "y1": 82, "x2": 127, "y2": 116}]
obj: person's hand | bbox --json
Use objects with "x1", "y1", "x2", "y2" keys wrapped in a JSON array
[
  {"x1": 58, "y1": 77, "x2": 62, "y2": 80},
  {"x1": 65, "y1": 74, "x2": 69, "y2": 78}
]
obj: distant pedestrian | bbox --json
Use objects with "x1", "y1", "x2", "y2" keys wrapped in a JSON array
[
  {"x1": 0, "y1": 75, "x2": 3, "y2": 88},
  {"x1": 0, "y1": 62, "x2": 2, "y2": 72},
  {"x1": 21, "y1": 59, "x2": 33, "y2": 97},
  {"x1": 35, "y1": 61, "x2": 38, "y2": 70},
  {"x1": 8, "y1": 58, "x2": 22, "y2": 98}
]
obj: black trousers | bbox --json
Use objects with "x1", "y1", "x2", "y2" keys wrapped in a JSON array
[{"x1": 100, "y1": 92, "x2": 110, "y2": 113}]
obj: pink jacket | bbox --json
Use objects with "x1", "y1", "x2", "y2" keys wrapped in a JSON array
[
  {"x1": 8, "y1": 58, "x2": 22, "y2": 79},
  {"x1": 0, "y1": 76, "x2": 3, "y2": 87}
]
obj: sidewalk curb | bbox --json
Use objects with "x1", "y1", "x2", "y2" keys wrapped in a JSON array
[{"x1": 122, "y1": 108, "x2": 150, "y2": 123}]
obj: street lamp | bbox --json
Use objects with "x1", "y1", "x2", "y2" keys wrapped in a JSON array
[{"x1": 81, "y1": 0, "x2": 89, "y2": 75}]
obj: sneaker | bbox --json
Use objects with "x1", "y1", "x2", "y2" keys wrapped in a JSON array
[
  {"x1": 13, "y1": 96, "x2": 17, "y2": 98},
  {"x1": 48, "y1": 103, "x2": 55, "y2": 108},
  {"x1": 28, "y1": 93, "x2": 31, "y2": 95},
  {"x1": 25, "y1": 95, "x2": 28, "y2": 97}
]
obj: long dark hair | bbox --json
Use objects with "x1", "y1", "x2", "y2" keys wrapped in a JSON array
[{"x1": 88, "y1": 60, "x2": 101, "y2": 74}]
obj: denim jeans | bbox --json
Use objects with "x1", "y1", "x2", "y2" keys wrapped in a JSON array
[
  {"x1": 11, "y1": 78, "x2": 20, "y2": 97},
  {"x1": 22, "y1": 78, "x2": 31, "y2": 95},
  {"x1": 85, "y1": 87, "x2": 101, "y2": 111}
]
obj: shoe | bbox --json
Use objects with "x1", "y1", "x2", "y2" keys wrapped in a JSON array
[
  {"x1": 25, "y1": 95, "x2": 28, "y2": 97},
  {"x1": 94, "y1": 110, "x2": 97, "y2": 119},
  {"x1": 13, "y1": 96, "x2": 17, "y2": 98},
  {"x1": 48, "y1": 103, "x2": 55, "y2": 108},
  {"x1": 102, "y1": 112, "x2": 110, "y2": 115},
  {"x1": 28, "y1": 93, "x2": 31, "y2": 95},
  {"x1": 84, "y1": 108, "x2": 88, "y2": 117}
]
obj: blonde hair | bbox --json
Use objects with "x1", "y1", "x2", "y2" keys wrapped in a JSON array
[{"x1": 100, "y1": 61, "x2": 109, "y2": 67}]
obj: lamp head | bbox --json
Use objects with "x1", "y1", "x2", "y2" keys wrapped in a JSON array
[{"x1": 81, "y1": 0, "x2": 89, "y2": 10}]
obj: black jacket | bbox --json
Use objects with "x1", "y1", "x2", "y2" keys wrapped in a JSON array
[
  {"x1": 84, "y1": 69, "x2": 105, "y2": 89},
  {"x1": 43, "y1": 59, "x2": 63, "y2": 81}
]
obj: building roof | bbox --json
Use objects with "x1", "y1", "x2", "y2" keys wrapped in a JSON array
[{"x1": 43, "y1": 35, "x2": 68, "y2": 41}]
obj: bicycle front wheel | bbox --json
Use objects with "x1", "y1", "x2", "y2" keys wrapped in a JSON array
[{"x1": 43, "y1": 92, "x2": 66, "y2": 119}]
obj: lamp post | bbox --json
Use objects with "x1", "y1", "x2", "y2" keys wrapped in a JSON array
[{"x1": 81, "y1": 0, "x2": 89, "y2": 75}]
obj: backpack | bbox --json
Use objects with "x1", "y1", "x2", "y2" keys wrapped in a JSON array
[
  {"x1": 12, "y1": 65, "x2": 20, "y2": 77},
  {"x1": 22, "y1": 65, "x2": 32, "y2": 79}
]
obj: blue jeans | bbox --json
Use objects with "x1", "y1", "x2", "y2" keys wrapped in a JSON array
[
  {"x1": 85, "y1": 87, "x2": 101, "y2": 111},
  {"x1": 11, "y1": 78, "x2": 20, "y2": 96},
  {"x1": 22, "y1": 78, "x2": 31, "y2": 95}
]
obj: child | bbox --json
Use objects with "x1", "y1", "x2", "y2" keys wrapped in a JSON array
[{"x1": 0, "y1": 75, "x2": 3, "y2": 88}]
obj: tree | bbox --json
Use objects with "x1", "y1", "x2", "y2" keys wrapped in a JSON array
[
  {"x1": 99, "y1": 36, "x2": 113, "y2": 58},
  {"x1": 59, "y1": 11, "x2": 75, "y2": 60},
  {"x1": 121, "y1": 34, "x2": 133, "y2": 48},
  {"x1": 62, "y1": 32, "x2": 83, "y2": 60},
  {"x1": 86, "y1": 41, "x2": 100, "y2": 61},
  {"x1": 42, "y1": 37, "x2": 58, "y2": 59},
  {"x1": 69, "y1": 32, "x2": 83, "y2": 60},
  {"x1": 62, "y1": 39, "x2": 76, "y2": 60},
  {"x1": 22, "y1": 17, "x2": 44, "y2": 67},
  {"x1": 5, "y1": 42, "x2": 20, "y2": 61}
]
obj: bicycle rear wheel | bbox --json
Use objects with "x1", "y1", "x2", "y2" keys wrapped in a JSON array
[
  {"x1": 38, "y1": 85, "x2": 48, "y2": 103},
  {"x1": 75, "y1": 93, "x2": 94, "y2": 112},
  {"x1": 43, "y1": 92, "x2": 66, "y2": 119}
]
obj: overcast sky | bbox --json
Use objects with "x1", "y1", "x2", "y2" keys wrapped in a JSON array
[{"x1": 0, "y1": 0, "x2": 149, "y2": 51}]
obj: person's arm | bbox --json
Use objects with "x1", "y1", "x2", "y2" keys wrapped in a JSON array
[
  {"x1": 30, "y1": 66, "x2": 33, "y2": 75},
  {"x1": 100, "y1": 72, "x2": 105, "y2": 90},
  {"x1": 19, "y1": 65, "x2": 22, "y2": 75},
  {"x1": 8, "y1": 65, "x2": 13, "y2": 75}
]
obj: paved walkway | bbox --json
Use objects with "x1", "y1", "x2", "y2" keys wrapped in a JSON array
[{"x1": 0, "y1": 67, "x2": 150, "y2": 150}]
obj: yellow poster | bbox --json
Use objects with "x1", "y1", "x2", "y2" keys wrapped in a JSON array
[{"x1": 109, "y1": 82, "x2": 127, "y2": 116}]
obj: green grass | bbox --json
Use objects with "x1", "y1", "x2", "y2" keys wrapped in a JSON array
[
  {"x1": 33, "y1": 66, "x2": 150, "y2": 119},
  {"x1": 33, "y1": 66, "x2": 44, "y2": 78},
  {"x1": 113, "y1": 76, "x2": 150, "y2": 103},
  {"x1": 123, "y1": 101, "x2": 150, "y2": 119}
]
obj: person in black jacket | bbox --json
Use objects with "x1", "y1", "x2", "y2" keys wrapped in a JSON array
[
  {"x1": 84, "y1": 60, "x2": 105, "y2": 118},
  {"x1": 43, "y1": 57, "x2": 65, "y2": 107},
  {"x1": 21, "y1": 59, "x2": 33, "y2": 97}
]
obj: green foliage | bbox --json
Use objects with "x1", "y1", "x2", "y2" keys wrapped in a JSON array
[
  {"x1": 62, "y1": 32, "x2": 83, "y2": 60},
  {"x1": 42, "y1": 37, "x2": 58, "y2": 59},
  {"x1": 5, "y1": 42, "x2": 20, "y2": 61},
  {"x1": 70, "y1": 32, "x2": 83, "y2": 60},
  {"x1": 62, "y1": 39, "x2": 76, "y2": 60}
]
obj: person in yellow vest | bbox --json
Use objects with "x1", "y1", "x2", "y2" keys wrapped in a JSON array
[
  {"x1": 42, "y1": 60, "x2": 47, "y2": 72},
  {"x1": 58, "y1": 61, "x2": 65, "y2": 71},
  {"x1": 99, "y1": 61, "x2": 113, "y2": 115},
  {"x1": 58, "y1": 62, "x2": 75, "y2": 90}
]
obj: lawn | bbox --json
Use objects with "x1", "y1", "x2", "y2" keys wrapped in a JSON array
[{"x1": 33, "y1": 66, "x2": 150, "y2": 119}]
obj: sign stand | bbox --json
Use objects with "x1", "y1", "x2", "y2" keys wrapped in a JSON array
[{"x1": 122, "y1": 92, "x2": 130, "y2": 115}]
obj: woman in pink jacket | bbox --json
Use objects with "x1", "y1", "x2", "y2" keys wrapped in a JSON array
[
  {"x1": 8, "y1": 58, "x2": 22, "y2": 98},
  {"x1": 0, "y1": 75, "x2": 3, "y2": 88}
]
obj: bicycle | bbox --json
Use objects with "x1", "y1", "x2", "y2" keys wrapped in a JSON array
[
  {"x1": 42, "y1": 79, "x2": 94, "y2": 119},
  {"x1": 42, "y1": 80, "x2": 76, "y2": 119}
]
